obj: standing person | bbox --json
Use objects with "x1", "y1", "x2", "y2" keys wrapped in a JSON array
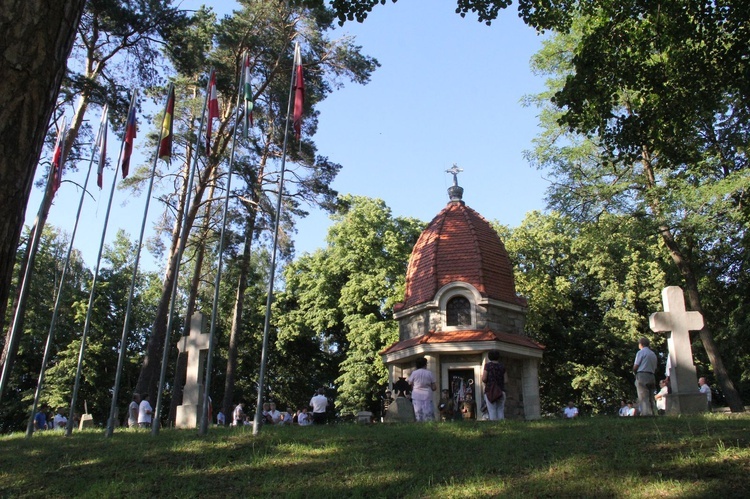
[
  {"x1": 128, "y1": 393, "x2": 140, "y2": 429},
  {"x1": 655, "y1": 379, "x2": 669, "y2": 415},
  {"x1": 138, "y1": 394, "x2": 153, "y2": 429},
  {"x1": 407, "y1": 357, "x2": 437, "y2": 422},
  {"x1": 310, "y1": 388, "x2": 329, "y2": 425},
  {"x1": 33, "y1": 405, "x2": 48, "y2": 432},
  {"x1": 482, "y1": 349, "x2": 507, "y2": 420},
  {"x1": 698, "y1": 377, "x2": 712, "y2": 412},
  {"x1": 53, "y1": 407, "x2": 67, "y2": 431},
  {"x1": 216, "y1": 410, "x2": 225, "y2": 426},
  {"x1": 633, "y1": 337, "x2": 658, "y2": 416},
  {"x1": 563, "y1": 401, "x2": 579, "y2": 418},
  {"x1": 233, "y1": 402, "x2": 245, "y2": 427}
]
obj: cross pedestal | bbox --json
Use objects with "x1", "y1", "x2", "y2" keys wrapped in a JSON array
[
  {"x1": 175, "y1": 312, "x2": 211, "y2": 428},
  {"x1": 649, "y1": 286, "x2": 707, "y2": 414}
]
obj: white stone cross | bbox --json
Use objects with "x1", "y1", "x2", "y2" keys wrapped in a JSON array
[
  {"x1": 649, "y1": 286, "x2": 704, "y2": 395},
  {"x1": 178, "y1": 312, "x2": 211, "y2": 407}
]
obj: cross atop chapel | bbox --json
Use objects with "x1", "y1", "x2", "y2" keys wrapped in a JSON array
[{"x1": 446, "y1": 164, "x2": 463, "y2": 187}]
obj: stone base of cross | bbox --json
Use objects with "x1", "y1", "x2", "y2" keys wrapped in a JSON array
[
  {"x1": 649, "y1": 286, "x2": 708, "y2": 414},
  {"x1": 175, "y1": 312, "x2": 211, "y2": 429}
]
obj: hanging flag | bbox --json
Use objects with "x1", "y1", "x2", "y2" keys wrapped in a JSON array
[
  {"x1": 96, "y1": 106, "x2": 108, "y2": 189},
  {"x1": 292, "y1": 42, "x2": 304, "y2": 141},
  {"x1": 51, "y1": 124, "x2": 67, "y2": 196},
  {"x1": 120, "y1": 90, "x2": 138, "y2": 178},
  {"x1": 243, "y1": 52, "x2": 253, "y2": 139},
  {"x1": 206, "y1": 70, "x2": 219, "y2": 155},
  {"x1": 158, "y1": 85, "x2": 176, "y2": 162}
]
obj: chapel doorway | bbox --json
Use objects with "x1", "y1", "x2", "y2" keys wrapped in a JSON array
[{"x1": 449, "y1": 369, "x2": 477, "y2": 420}]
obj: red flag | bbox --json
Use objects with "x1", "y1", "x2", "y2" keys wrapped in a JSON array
[
  {"x1": 292, "y1": 42, "x2": 304, "y2": 141},
  {"x1": 158, "y1": 85, "x2": 175, "y2": 162},
  {"x1": 206, "y1": 70, "x2": 219, "y2": 155},
  {"x1": 120, "y1": 91, "x2": 137, "y2": 178},
  {"x1": 96, "y1": 106, "x2": 108, "y2": 189},
  {"x1": 50, "y1": 123, "x2": 66, "y2": 196}
]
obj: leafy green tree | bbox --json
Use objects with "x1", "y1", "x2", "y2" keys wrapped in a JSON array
[
  {"x1": 132, "y1": 0, "x2": 379, "y2": 403},
  {"x1": 504, "y1": 212, "x2": 674, "y2": 413},
  {"x1": 1, "y1": 0, "x2": 187, "y2": 404},
  {"x1": 526, "y1": 9, "x2": 749, "y2": 410},
  {"x1": 43, "y1": 230, "x2": 160, "y2": 428},
  {"x1": 275, "y1": 196, "x2": 423, "y2": 414},
  {"x1": 0, "y1": 227, "x2": 89, "y2": 432}
]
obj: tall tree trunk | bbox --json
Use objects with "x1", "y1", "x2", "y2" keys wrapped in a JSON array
[
  {"x1": 657, "y1": 224, "x2": 745, "y2": 412},
  {"x1": 222, "y1": 208, "x2": 258, "y2": 420},
  {"x1": 135, "y1": 159, "x2": 217, "y2": 399},
  {"x1": 0, "y1": 0, "x2": 86, "y2": 355},
  {"x1": 641, "y1": 148, "x2": 745, "y2": 412},
  {"x1": 168, "y1": 178, "x2": 217, "y2": 422}
]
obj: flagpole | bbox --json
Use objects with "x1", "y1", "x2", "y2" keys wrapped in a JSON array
[
  {"x1": 199, "y1": 58, "x2": 245, "y2": 436},
  {"x1": 66, "y1": 107, "x2": 114, "y2": 437},
  {"x1": 105, "y1": 89, "x2": 147, "y2": 438},
  {"x1": 0, "y1": 119, "x2": 66, "y2": 404},
  {"x1": 152, "y1": 75, "x2": 212, "y2": 436},
  {"x1": 25, "y1": 112, "x2": 102, "y2": 437},
  {"x1": 253, "y1": 42, "x2": 301, "y2": 435}
]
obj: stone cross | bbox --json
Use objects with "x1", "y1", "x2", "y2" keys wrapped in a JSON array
[
  {"x1": 649, "y1": 286, "x2": 704, "y2": 396},
  {"x1": 175, "y1": 312, "x2": 210, "y2": 428}
]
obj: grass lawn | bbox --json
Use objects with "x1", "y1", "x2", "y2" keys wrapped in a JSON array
[{"x1": 1, "y1": 414, "x2": 748, "y2": 498}]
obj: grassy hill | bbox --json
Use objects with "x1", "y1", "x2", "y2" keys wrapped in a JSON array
[{"x1": 1, "y1": 414, "x2": 748, "y2": 498}]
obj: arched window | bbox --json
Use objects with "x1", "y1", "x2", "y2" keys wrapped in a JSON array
[{"x1": 446, "y1": 296, "x2": 471, "y2": 327}]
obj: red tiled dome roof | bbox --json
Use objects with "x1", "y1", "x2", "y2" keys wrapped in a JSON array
[{"x1": 400, "y1": 200, "x2": 522, "y2": 309}]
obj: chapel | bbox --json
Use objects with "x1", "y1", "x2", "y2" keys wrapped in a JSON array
[{"x1": 380, "y1": 169, "x2": 544, "y2": 420}]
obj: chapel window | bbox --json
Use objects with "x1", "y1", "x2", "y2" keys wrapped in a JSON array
[{"x1": 446, "y1": 296, "x2": 471, "y2": 327}]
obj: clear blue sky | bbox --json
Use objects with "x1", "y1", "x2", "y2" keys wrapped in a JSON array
[{"x1": 25, "y1": 0, "x2": 549, "y2": 271}]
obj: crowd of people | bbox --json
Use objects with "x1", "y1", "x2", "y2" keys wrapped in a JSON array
[
  {"x1": 222, "y1": 387, "x2": 330, "y2": 427},
  {"x1": 29, "y1": 338, "x2": 715, "y2": 434}
]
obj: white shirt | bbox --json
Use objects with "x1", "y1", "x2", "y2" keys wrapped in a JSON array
[
  {"x1": 217, "y1": 411, "x2": 225, "y2": 424},
  {"x1": 233, "y1": 404, "x2": 244, "y2": 424},
  {"x1": 407, "y1": 368, "x2": 436, "y2": 401},
  {"x1": 53, "y1": 413, "x2": 67, "y2": 430},
  {"x1": 699, "y1": 383, "x2": 712, "y2": 401},
  {"x1": 564, "y1": 406, "x2": 578, "y2": 418},
  {"x1": 310, "y1": 394, "x2": 328, "y2": 413},
  {"x1": 268, "y1": 409, "x2": 281, "y2": 423},
  {"x1": 138, "y1": 400, "x2": 152, "y2": 424}
]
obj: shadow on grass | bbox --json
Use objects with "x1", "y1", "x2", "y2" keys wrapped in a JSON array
[{"x1": 1, "y1": 415, "x2": 749, "y2": 498}]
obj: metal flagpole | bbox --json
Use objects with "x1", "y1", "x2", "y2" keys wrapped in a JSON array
[
  {"x1": 104, "y1": 89, "x2": 151, "y2": 438},
  {"x1": 66, "y1": 106, "x2": 115, "y2": 437},
  {"x1": 25, "y1": 114, "x2": 98, "y2": 437},
  {"x1": 253, "y1": 42, "x2": 300, "y2": 435},
  {"x1": 199, "y1": 56, "x2": 246, "y2": 436},
  {"x1": 0, "y1": 118, "x2": 66, "y2": 404},
  {"x1": 152, "y1": 75, "x2": 212, "y2": 436}
]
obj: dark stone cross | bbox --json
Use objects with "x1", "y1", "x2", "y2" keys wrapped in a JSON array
[
  {"x1": 446, "y1": 164, "x2": 463, "y2": 186},
  {"x1": 446, "y1": 164, "x2": 464, "y2": 202},
  {"x1": 649, "y1": 286, "x2": 707, "y2": 413}
]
